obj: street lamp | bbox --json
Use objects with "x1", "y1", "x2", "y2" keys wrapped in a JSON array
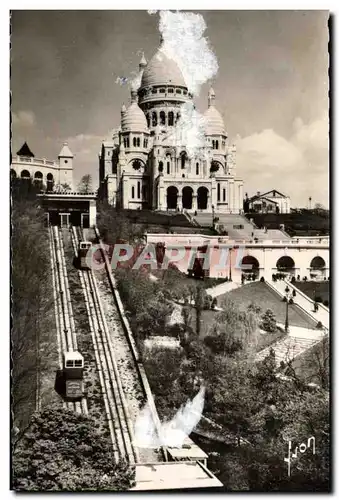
[
  {"x1": 229, "y1": 247, "x2": 233, "y2": 282},
  {"x1": 284, "y1": 285, "x2": 292, "y2": 333}
]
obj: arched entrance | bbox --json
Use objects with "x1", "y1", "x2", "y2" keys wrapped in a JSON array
[
  {"x1": 167, "y1": 186, "x2": 178, "y2": 210},
  {"x1": 310, "y1": 256, "x2": 326, "y2": 279},
  {"x1": 197, "y1": 186, "x2": 208, "y2": 210},
  {"x1": 21, "y1": 170, "x2": 30, "y2": 179},
  {"x1": 34, "y1": 171, "x2": 43, "y2": 188},
  {"x1": 241, "y1": 255, "x2": 260, "y2": 277},
  {"x1": 182, "y1": 186, "x2": 193, "y2": 210},
  {"x1": 276, "y1": 256, "x2": 295, "y2": 276},
  {"x1": 46, "y1": 173, "x2": 54, "y2": 192}
]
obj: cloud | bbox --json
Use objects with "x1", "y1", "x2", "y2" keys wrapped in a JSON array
[
  {"x1": 12, "y1": 110, "x2": 35, "y2": 127},
  {"x1": 159, "y1": 10, "x2": 218, "y2": 95},
  {"x1": 236, "y1": 113, "x2": 329, "y2": 206},
  {"x1": 66, "y1": 133, "x2": 103, "y2": 143}
]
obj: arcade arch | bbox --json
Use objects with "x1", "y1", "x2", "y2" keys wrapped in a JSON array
[
  {"x1": 167, "y1": 186, "x2": 178, "y2": 209},
  {"x1": 182, "y1": 186, "x2": 193, "y2": 210},
  {"x1": 197, "y1": 186, "x2": 208, "y2": 210},
  {"x1": 276, "y1": 255, "x2": 295, "y2": 275}
]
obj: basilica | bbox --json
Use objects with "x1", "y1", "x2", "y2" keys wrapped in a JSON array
[{"x1": 98, "y1": 43, "x2": 244, "y2": 213}]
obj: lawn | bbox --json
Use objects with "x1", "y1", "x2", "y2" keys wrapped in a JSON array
[
  {"x1": 294, "y1": 281, "x2": 329, "y2": 305},
  {"x1": 216, "y1": 282, "x2": 318, "y2": 330}
]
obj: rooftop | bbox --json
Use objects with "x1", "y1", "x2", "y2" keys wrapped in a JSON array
[{"x1": 131, "y1": 461, "x2": 223, "y2": 491}]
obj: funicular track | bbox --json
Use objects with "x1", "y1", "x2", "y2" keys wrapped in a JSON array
[
  {"x1": 48, "y1": 225, "x2": 88, "y2": 415},
  {"x1": 69, "y1": 226, "x2": 139, "y2": 464}
]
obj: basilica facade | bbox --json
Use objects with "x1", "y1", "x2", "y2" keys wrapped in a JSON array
[{"x1": 99, "y1": 44, "x2": 244, "y2": 213}]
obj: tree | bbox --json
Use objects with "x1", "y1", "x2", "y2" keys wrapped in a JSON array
[
  {"x1": 261, "y1": 309, "x2": 277, "y2": 333},
  {"x1": 204, "y1": 297, "x2": 258, "y2": 356},
  {"x1": 78, "y1": 174, "x2": 93, "y2": 194},
  {"x1": 13, "y1": 408, "x2": 135, "y2": 491},
  {"x1": 55, "y1": 182, "x2": 72, "y2": 191},
  {"x1": 12, "y1": 196, "x2": 57, "y2": 437}
]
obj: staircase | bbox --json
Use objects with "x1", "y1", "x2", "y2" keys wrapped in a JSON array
[
  {"x1": 256, "y1": 334, "x2": 320, "y2": 366},
  {"x1": 205, "y1": 281, "x2": 240, "y2": 297},
  {"x1": 192, "y1": 213, "x2": 287, "y2": 241},
  {"x1": 269, "y1": 279, "x2": 329, "y2": 329}
]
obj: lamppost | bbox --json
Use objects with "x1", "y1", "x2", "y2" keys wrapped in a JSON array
[
  {"x1": 285, "y1": 286, "x2": 292, "y2": 333},
  {"x1": 229, "y1": 246, "x2": 233, "y2": 282}
]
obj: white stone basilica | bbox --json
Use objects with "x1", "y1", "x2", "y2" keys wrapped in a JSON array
[{"x1": 99, "y1": 43, "x2": 244, "y2": 213}]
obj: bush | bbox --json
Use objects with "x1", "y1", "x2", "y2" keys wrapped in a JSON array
[
  {"x1": 323, "y1": 300, "x2": 329, "y2": 307},
  {"x1": 260, "y1": 276, "x2": 265, "y2": 282},
  {"x1": 211, "y1": 297, "x2": 218, "y2": 310},
  {"x1": 282, "y1": 296, "x2": 287, "y2": 302},
  {"x1": 315, "y1": 296, "x2": 323, "y2": 303},
  {"x1": 289, "y1": 298, "x2": 294, "y2": 304},
  {"x1": 316, "y1": 321, "x2": 323, "y2": 329},
  {"x1": 261, "y1": 309, "x2": 277, "y2": 333},
  {"x1": 13, "y1": 408, "x2": 135, "y2": 491},
  {"x1": 291, "y1": 276, "x2": 296, "y2": 283}
]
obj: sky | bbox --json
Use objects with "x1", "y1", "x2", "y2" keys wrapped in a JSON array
[{"x1": 11, "y1": 10, "x2": 329, "y2": 207}]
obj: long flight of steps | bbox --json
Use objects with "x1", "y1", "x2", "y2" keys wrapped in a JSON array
[
  {"x1": 192, "y1": 213, "x2": 287, "y2": 241},
  {"x1": 256, "y1": 334, "x2": 320, "y2": 366}
]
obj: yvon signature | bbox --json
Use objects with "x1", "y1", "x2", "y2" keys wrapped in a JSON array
[{"x1": 284, "y1": 436, "x2": 316, "y2": 477}]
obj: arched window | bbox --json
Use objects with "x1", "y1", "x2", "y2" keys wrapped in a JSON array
[
  {"x1": 132, "y1": 160, "x2": 141, "y2": 170},
  {"x1": 181, "y1": 153, "x2": 186, "y2": 169},
  {"x1": 168, "y1": 112, "x2": 174, "y2": 126},
  {"x1": 176, "y1": 113, "x2": 180, "y2": 123},
  {"x1": 158, "y1": 161, "x2": 164, "y2": 173},
  {"x1": 126, "y1": 137, "x2": 130, "y2": 148},
  {"x1": 132, "y1": 186, "x2": 135, "y2": 199},
  {"x1": 133, "y1": 137, "x2": 137, "y2": 147},
  {"x1": 212, "y1": 140, "x2": 215, "y2": 149},
  {"x1": 152, "y1": 112, "x2": 157, "y2": 127},
  {"x1": 21, "y1": 170, "x2": 30, "y2": 179},
  {"x1": 146, "y1": 113, "x2": 150, "y2": 128},
  {"x1": 217, "y1": 183, "x2": 220, "y2": 201},
  {"x1": 167, "y1": 161, "x2": 170, "y2": 175},
  {"x1": 137, "y1": 181, "x2": 141, "y2": 198},
  {"x1": 34, "y1": 171, "x2": 43, "y2": 185},
  {"x1": 46, "y1": 173, "x2": 54, "y2": 191},
  {"x1": 223, "y1": 188, "x2": 226, "y2": 202},
  {"x1": 216, "y1": 140, "x2": 219, "y2": 150},
  {"x1": 137, "y1": 137, "x2": 140, "y2": 147},
  {"x1": 160, "y1": 111, "x2": 166, "y2": 125},
  {"x1": 196, "y1": 163, "x2": 199, "y2": 175}
]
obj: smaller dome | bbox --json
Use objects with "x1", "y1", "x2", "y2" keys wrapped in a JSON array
[
  {"x1": 204, "y1": 106, "x2": 226, "y2": 136},
  {"x1": 121, "y1": 101, "x2": 148, "y2": 133}
]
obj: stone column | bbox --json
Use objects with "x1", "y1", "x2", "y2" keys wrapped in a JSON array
[
  {"x1": 177, "y1": 192, "x2": 182, "y2": 210},
  {"x1": 192, "y1": 194, "x2": 197, "y2": 211},
  {"x1": 89, "y1": 199, "x2": 97, "y2": 227}
]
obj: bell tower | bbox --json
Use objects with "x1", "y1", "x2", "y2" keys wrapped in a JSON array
[{"x1": 58, "y1": 142, "x2": 74, "y2": 189}]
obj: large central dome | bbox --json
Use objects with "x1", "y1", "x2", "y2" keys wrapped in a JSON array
[{"x1": 140, "y1": 48, "x2": 187, "y2": 89}]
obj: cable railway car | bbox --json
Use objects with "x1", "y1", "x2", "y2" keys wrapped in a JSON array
[
  {"x1": 78, "y1": 241, "x2": 92, "y2": 270},
  {"x1": 63, "y1": 351, "x2": 84, "y2": 400}
]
